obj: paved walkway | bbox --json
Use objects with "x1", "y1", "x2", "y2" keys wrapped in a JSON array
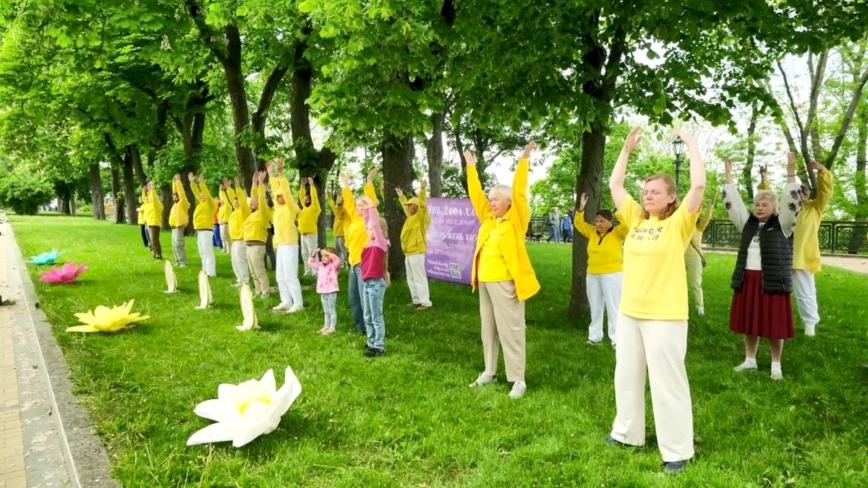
[{"x1": 821, "y1": 255, "x2": 868, "y2": 275}]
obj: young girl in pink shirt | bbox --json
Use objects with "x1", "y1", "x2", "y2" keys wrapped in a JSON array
[
  {"x1": 359, "y1": 200, "x2": 389, "y2": 357},
  {"x1": 308, "y1": 247, "x2": 341, "y2": 335}
]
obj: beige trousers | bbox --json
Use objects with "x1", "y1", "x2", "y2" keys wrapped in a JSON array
[
  {"x1": 478, "y1": 281, "x2": 526, "y2": 382},
  {"x1": 219, "y1": 223, "x2": 231, "y2": 251},
  {"x1": 246, "y1": 243, "x2": 269, "y2": 295},
  {"x1": 610, "y1": 313, "x2": 694, "y2": 462},
  {"x1": 684, "y1": 253, "x2": 704, "y2": 310}
]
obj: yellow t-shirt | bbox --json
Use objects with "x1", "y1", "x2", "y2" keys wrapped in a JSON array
[
  {"x1": 619, "y1": 194, "x2": 700, "y2": 321},
  {"x1": 477, "y1": 218, "x2": 512, "y2": 282},
  {"x1": 573, "y1": 211, "x2": 628, "y2": 274}
]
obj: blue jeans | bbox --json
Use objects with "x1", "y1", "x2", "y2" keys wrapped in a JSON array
[
  {"x1": 363, "y1": 278, "x2": 386, "y2": 350},
  {"x1": 348, "y1": 265, "x2": 366, "y2": 332},
  {"x1": 212, "y1": 224, "x2": 223, "y2": 248},
  {"x1": 548, "y1": 225, "x2": 561, "y2": 243}
]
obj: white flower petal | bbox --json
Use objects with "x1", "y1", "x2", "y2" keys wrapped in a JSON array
[
  {"x1": 259, "y1": 369, "x2": 276, "y2": 395},
  {"x1": 193, "y1": 399, "x2": 240, "y2": 424},
  {"x1": 217, "y1": 384, "x2": 238, "y2": 403},
  {"x1": 232, "y1": 421, "x2": 270, "y2": 448},
  {"x1": 187, "y1": 422, "x2": 237, "y2": 446}
]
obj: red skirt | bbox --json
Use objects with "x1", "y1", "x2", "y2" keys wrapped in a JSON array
[{"x1": 729, "y1": 270, "x2": 794, "y2": 340}]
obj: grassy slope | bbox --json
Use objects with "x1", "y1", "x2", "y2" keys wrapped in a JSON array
[{"x1": 10, "y1": 215, "x2": 868, "y2": 488}]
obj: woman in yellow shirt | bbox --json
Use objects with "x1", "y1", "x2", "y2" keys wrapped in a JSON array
[
  {"x1": 143, "y1": 181, "x2": 164, "y2": 260},
  {"x1": 327, "y1": 192, "x2": 348, "y2": 266},
  {"x1": 189, "y1": 172, "x2": 217, "y2": 277},
  {"x1": 340, "y1": 169, "x2": 380, "y2": 333},
  {"x1": 298, "y1": 178, "x2": 321, "y2": 276},
  {"x1": 684, "y1": 191, "x2": 716, "y2": 317},
  {"x1": 227, "y1": 177, "x2": 251, "y2": 286},
  {"x1": 573, "y1": 193, "x2": 628, "y2": 348},
  {"x1": 606, "y1": 128, "x2": 706, "y2": 473},
  {"x1": 465, "y1": 141, "x2": 540, "y2": 400}
]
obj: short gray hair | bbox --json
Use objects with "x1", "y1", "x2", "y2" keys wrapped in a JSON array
[
  {"x1": 753, "y1": 190, "x2": 780, "y2": 215},
  {"x1": 488, "y1": 185, "x2": 512, "y2": 206}
]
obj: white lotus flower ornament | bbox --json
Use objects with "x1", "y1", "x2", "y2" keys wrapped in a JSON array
[
  {"x1": 236, "y1": 283, "x2": 258, "y2": 331},
  {"x1": 195, "y1": 271, "x2": 211, "y2": 309},
  {"x1": 186, "y1": 366, "x2": 302, "y2": 448},
  {"x1": 164, "y1": 260, "x2": 178, "y2": 293}
]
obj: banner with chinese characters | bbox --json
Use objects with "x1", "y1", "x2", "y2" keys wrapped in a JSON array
[{"x1": 424, "y1": 198, "x2": 480, "y2": 286}]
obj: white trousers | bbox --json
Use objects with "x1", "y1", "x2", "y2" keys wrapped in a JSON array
[
  {"x1": 610, "y1": 313, "x2": 694, "y2": 463},
  {"x1": 197, "y1": 230, "x2": 216, "y2": 277},
  {"x1": 276, "y1": 244, "x2": 303, "y2": 309},
  {"x1": 793, "y1": 269, "x2": 820, "y2": 328},
  {"x1": 171, "y1": 227, "x2": 188, "y2": 266},
  {"x1": 230, "y1": 241, "x2": 249, "y2": 284},
  {"x1": 586, "y1": 272, "x2": 622, "y2": 344},
  {"x1": 301, "y1": 233, "x2": 318, "y2": 275},
  {"x1": 405, "y1": 253, "x2": 432, "y2": 307},
  {"x1": 219, "y1": 223, "x2": 231, "y2": 251}
]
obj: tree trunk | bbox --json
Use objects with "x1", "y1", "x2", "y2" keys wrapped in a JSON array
[
  {"x1": 743, "y1": 101, "x2": 759, "y2": 199},
  {"x1": 220, "y1": 25, "x2": 256, "y2": 190},
  {"x1": 251, "y1": 62, "x2": 289, "y2": 166},
  {"x1": 160, "y1": 184, "x2": 172, "y2": 231},
  {"x1": 122, "y1": 148, "x2": 137, "y2": 225},
  {"x1": 89, "y1": 163, "x2": 105, "y2": 220},
  {"x1": 381, "y1": 133, "x2": 415, "y2": 278},
  {"x1": 60, "y1": 196, "x2": 70, "y2": 215},
  {"x1": 131, "y1": 144, "x2": 147, "y2": 186},
  {"x1": 849, "y1": 108, "x2": 868, "y2": 254},
  {"x1": 569, "y1": 126, "x2": 605, "y2": 317},
  {"x1": 426, "y1": 111, "x2": 445, "y2": 197},
  {"x1": 111, "y1": 166, "x2": 125, "y2": 224}
]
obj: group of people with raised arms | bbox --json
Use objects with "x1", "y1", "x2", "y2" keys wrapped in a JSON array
[{"x1": 133, "y1": 126, "x2": 834, "y2": 473}]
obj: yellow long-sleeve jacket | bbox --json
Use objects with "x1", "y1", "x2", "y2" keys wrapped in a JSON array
[
  {"x1": 685, "y1": 204, "x2": 713, "y2": 257},
  {"x1": 794, "y1": 170, "x2": 833, "y2": 274},
  {"x1": 574, "y1": 211, "x2": 629, "y2": 274},
  {"x1": 217, "y1": 189, "x2": 233, "y2": 223},
  {"x1": 228, "y1": 187, "x2": 251, "y2": 240},
  {"x1": 342, "y1": 184, "x2": 379, "y2": 266},
  {"x1": 468, "y1": 159, "x2": 540, "y2": 302},
  {"x1": 270, "y1": 176, "x2": 301, "y2": 245},
  {"x1": 143, "y1": 189, "x2": 163, "y2": 227},
  {"x1": 243, "y1": 184, "x2": 272, "y2": 243},
  {"x1": 192, "y1": 182, "x2": 216, "y2": 231},
  {"x1": 398, "y1": 188, "x2": 431, "y2": 256},
  {"x1": 168, "y1": 180, "x2": 190, "y2": 228},
  {"x1": 327, "y1": 195, "x2": 347, "y2": 238},
  {"x1": 137, "y1": 201, "x2": 145, "y2": 225},
  {"x1": 298, "y1": 185, "x2": 321, "y2": 235}
]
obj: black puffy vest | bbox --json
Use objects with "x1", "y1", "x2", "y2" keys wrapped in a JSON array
[{"x1": 730, "y1": 214, "x2": 793, "y2": 294}]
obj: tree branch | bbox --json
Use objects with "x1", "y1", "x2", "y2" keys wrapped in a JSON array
[
  {"x1": 185, "y1": 0, "x2": 228, "y2": 62},
  {"x1": 777, "y1": 60, "x2": 810, "y2": 162},
  {"x1": 825, "y1": 67, "x2": 868, "y2": 171}
]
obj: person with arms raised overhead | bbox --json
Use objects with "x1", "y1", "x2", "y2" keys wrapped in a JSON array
[
  {"x1": 169, "y1": 174, "x2": 190, "y2": 267},
  {"x1": 340, "y1": 169, "x2": 380, "y2": 334},
  {"x1": 243, "y1": 171, "x2": 273, "y2": 298},
  {"x1": 143, "y1": 181, "x2": 164, "y2": 260},
  {"x1": 327, "y1": 191, "x2": 349, "y2": 266},
  {"x1": 605, "y1": 127, "x2": 706, "y2": 473},
  {"x1": 298, "y1": 177, "x2": 322, "y2": 277},
  {"x1": 190, "y1": 173, "x2": 217, "y2": 277},
  {"x1": 396, "y1": 178, "x2": 433, "y2": 310},
  {"x1": 268, "y1": 160, "x2": 304, "y2": 313},
  {"x1": 217, "y1": 182, "x2": 233, "y2": 253},
  {"x1": 466, "y1": 141, "x2": 540, "y2": 400},
  {"x1": 227, "y1": 177, "x2": 252, "y2": 287}
]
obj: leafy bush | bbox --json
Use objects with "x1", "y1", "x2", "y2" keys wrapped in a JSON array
[{"x1": 0, "y1": 169, "x2": 56, "y2": 215}]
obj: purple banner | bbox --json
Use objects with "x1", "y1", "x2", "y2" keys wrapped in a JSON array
[{"x1": 425, "y1": 198, "x2": 480, "y2": 286}]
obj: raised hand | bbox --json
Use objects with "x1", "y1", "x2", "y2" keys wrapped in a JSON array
[
  {"x1": 340, "y1": 171, "x2": 350, "y2": 188},
  {"x1": 395, "y1": 187, "x2": 404, "y2": 196},
  {"x1": 367, "y1": 168, "x2": 379, "y2": 185},
  {"x1": 277, "y1": 159, "x2": 284, "y2": 174},
  {"x1": 222, "y1": 177, "x2": 230, "y2": 187},
  {"x1": 521, "y1": 141, "x2": 537, "y2": 159},
  {"x1": 725, "y1": 156, "x2": 734, "y2": 183},
  {"x1": 786, "y1": 152, "x2": 796, "y2": 174},
  {"x1": 759, "y1": 165, "x2": 768, "y2": 176},
  {"x1": 624, "y1": 127, "x2": 643, "y2": 153},
  {"x1": 579, "y1": 193, "x2": 588, "y2": 211},
  {"x1": 671, "y1": 128, "x2": 694, "y2": 149},
  {"x1": 464, "y1": 150, "x2": 477, "y2": 167},
  {"x1": 198, "y1": 173, "x2": 204, "y2": 183},
  {"x1": 420, "y1": 178, "x2": 428, "y2": 189},
  {"x1": 808, "y1": 161, "x2": 827, "y2": 172},
  {"x1": 266, "y1": 161, "x2": 273, "y2": 174}
]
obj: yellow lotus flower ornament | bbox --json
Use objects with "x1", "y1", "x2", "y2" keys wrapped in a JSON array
[
  {"x1": 195, "y1": 271, "x2": 212, "y2": 310},
  {"x1": 66, "y1": 300, "x2": 150, "y2": 333},
  {"x1": 186, "y1": 366, "x2": 302, "y2": 448},
  {"x1": 164, "y1": 260, "x2": 178, "y2": 293}
]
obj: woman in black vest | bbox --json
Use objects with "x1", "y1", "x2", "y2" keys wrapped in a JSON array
[{"x1": 722, "y1": 155, "x2": 802, "y2": 380}]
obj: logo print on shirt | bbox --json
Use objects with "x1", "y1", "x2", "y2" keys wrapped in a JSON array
[{"x1": 629, "y1": 226, "x2": 664, "y2": 242}]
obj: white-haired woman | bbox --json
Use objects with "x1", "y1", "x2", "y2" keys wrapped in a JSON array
[
  {"x1": 722, "y1": 154, "x2": 802, "y2": 380},
  {"x1": 465, "y1": 141, "x2": 540, "y2": 400},
  {"x1": 606, "y1": 127, "x2": 705, "y2": 473}
]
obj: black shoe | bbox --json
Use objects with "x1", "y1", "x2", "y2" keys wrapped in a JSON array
[
  {"x1": 605, "y1": 435, "x2": 628, "y2": 447},
  {"x1": 364, "y1": 348, "x2": 384, "y2": 358},
  {"x1": 663, "y1": 459, "x2": 689, "y2": 473}
]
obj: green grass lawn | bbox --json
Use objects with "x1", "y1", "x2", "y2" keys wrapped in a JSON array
[{"x1": 10, "y1": 215, "x2": 868, "y2": 487}]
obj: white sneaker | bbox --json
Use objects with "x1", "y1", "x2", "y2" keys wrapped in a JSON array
[
  {"x1": 468, "y1": 373, "x2": 496, "y2": 388},
  {"x1": 272, "y1": 303, "x2": 291, "y2": 312},
  {"x1": 286, "y1": 306, "x2": 303, "y2": 314},
  {"x1": 734, "y1": 361, "x2": 757, "y2": 372},
  {"x1": 508, "y1": 381, "x2": 527, "y2": 399},
  {"x1": 770, "y1": 369, "x2": 783, "y2": 380},
  {"x1": 697, "y1": 308, "x2": 705, "y2": 317},
  {"x1": 805, "y1": 324, "x2": 816, "y2": 337}
]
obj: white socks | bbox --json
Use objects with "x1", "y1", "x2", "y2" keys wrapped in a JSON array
[
  {"x1": 770, "y1": 361, "x2": 783, "y2": 380},
  {"x1": 734, "y1": 358, "x2": 757, "y2": 372}
]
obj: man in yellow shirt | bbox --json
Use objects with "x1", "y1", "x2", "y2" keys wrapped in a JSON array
[
  {"x1": 792, "y1": 161, "x2": 833, "y2": 336},
  {"x1": 327, "y1": 192, "x2": 348, "y2": 266},
  {"x1": 143, "y1": 182, "x2": 164, "y2": 260},
  {"x1": 243, "y1": 171, "x2": 273, "y2": 297},
  {"x1": 396, "y1": 178, "x2": 432, "y2": 310},
  {"x1": 168, "y1": 174, "x2": 190, "y2": 267},
  {"x1": 217, "y1": 182, "x2": 233, "y2": 253},
  {"x1": 298, "y1": 178, "x2": 321, "y2": 276},
  {"x1": 268, "y1": 160, "x2": 304, "y2": 312},
  {"x1": 227, "y1": 177, "x2": 251, "y2": 286},
  {"x1": 190, "y1": 173, "x2": 217, "y2": 277}
]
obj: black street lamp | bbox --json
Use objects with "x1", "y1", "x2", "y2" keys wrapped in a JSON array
[{"x1": 672, "y1": 135, "x2": 686, "y2": 192}]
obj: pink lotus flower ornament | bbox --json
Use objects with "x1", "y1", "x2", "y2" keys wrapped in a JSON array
[{"x1": 40, "y1": 262, "x2": 87, "y2": 284}]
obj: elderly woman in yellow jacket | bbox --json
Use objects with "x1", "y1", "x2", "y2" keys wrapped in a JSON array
[
  {"x1": 341, "y1": 168, "x2": 380, "y2": 334},
  {"x1": 143, "y1": 181, "x2": 164, "y2": 260},
  {"x1": 298, "y1": 178, "x2": 321, "y2": 276},
  {"x1": 327, "y1": 191, "x2": 348, "y2": 266},
  {"x1": 574, "y1": 193, "x2": 629, "y2": 348},
  {"x1": 189, "y1": 173, "x2": 217, "y2": 277},
  {"x1": 168, "y1": 175, "x2": 190, "y2": 267},
  {"x1": 396, "y1": 178, "x2": 432, "y2": 310},
  {"x1": 243, "y1": 171, "x2": 273, "y2": 297},
  {"x1": 465, "y1": 141, "x2": 540, "y2": 400},
  {"x1": 227, "y1": 177, "x2": 252, "y2": 286},
  {"x1": 268, "y1": 160, "x2": 304, "y2": 312},
  {"x1": 217, "y1": 182, "x2": 233, "y2": 253}
]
